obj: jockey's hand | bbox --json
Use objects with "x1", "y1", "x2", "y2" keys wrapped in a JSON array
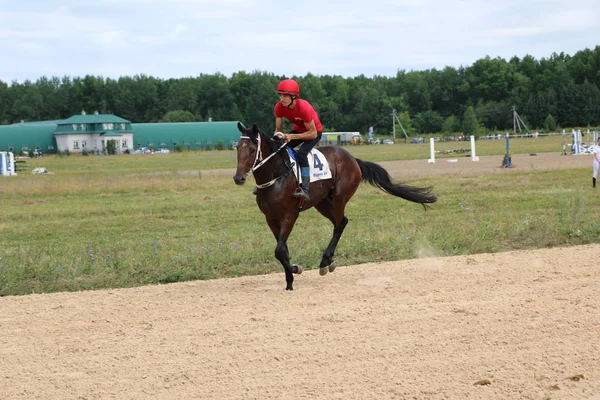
[{"x1": 274, "y1": 132, "x2": 290, "y2": 142}]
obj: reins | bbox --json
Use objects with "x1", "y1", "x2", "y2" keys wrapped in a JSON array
[{"x1": 239, "y1": 132, "x2": 289, "y2": 189}]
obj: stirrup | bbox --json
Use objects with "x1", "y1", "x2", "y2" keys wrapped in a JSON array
[{"x1": 293, "y1": 187, "x2": 309, "y2": 200}]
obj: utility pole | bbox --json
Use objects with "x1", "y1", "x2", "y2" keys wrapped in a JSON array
[
  {"x1": 512, "y1": 105, "x2": 517, "y2": 134},
  {"x1": 512, "y1": 106, "x2": 529, "y2": 135},
  {"x1": 391, "y1": 109, "x2": 396, "y2": 140},
  {"x1": 391, "y1": 109, "x2": 408, "y2": 142}
]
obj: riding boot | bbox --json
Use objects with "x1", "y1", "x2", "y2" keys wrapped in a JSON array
[
  {"x1": 594, "y1": 178, "x2": 596, "y2": 188},
  {"x1": 293, "y1": 175, "x2": 310, "y2": 201}
]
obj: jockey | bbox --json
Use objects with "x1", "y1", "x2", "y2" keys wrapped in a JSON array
[{"x1": 272, "y1": 79, "x2": 323, "y2": 201}]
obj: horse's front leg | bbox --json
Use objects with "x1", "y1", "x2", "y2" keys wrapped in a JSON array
[
  {"x1": 275, "y1": 240, "x2": 296, "y2": 291},
  {"x1": 267, "y1": 215, "x2": 301, "y2": 290}
]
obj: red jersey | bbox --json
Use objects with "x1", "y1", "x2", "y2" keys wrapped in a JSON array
[{"x1": 274, "y1": 99, "x2": 323, "y2": 133}]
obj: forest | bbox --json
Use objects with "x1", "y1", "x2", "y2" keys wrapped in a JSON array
[{"x1": 1, "y1": 46, "x2": 599, "y2": 136}]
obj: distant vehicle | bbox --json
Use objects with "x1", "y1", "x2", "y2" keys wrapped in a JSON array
[
  {"x1": 446, "y1": 136, "x2": 455, "y2": 142},
  {"x1": 320, "y1": 131, "x2": 361, "y2": 145},
  {"x1": 154, "y1": 148, "x2": 170, "y2": 154},
  {"x1": 433, "y1": 137, "x2": 441, "y2": 142},
  {"x1": 382, "y1": 139, "x2": 394, "y2": 145},
  {"x1": 410, "y1": 138, "x2": 424, "y2": 144},
  {"x1": 132, "y1": 147, "x2": 152, "y2": 154}
]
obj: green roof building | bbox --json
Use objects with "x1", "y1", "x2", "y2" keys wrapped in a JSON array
[
  {"x1": 53, "y1": 113, "x2": 134, "y2": 153},
  {"x1": 0, "y1": 112, "x2": 243, "y2": 154},
  {"x1": 0, "y1": 123, "x2": 59, "y2": 153},
  {"x1": 132, "y1": 121, "x2": 241, "y2": 149}
]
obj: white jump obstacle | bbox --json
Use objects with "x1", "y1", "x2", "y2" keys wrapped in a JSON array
[
  {"x1": 0, "y1": 152, "x2": 17, "y2": 176},
  {"x1": 569, "y1": 129, "x2": 599, "y2": 155},
  {"x1": 428, "y1": 135, "x2": 478, "y2": 164}
]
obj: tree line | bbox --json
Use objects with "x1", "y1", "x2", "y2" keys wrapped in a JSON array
[{"x1": 1, "y1": 46, "x2": 599, "y2": 136}]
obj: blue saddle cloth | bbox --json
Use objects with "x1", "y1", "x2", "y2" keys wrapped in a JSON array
[{"x1": 285, "y1": 147, "x2": 297, "y2": 164}]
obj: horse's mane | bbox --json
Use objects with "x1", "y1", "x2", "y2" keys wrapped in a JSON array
[
  {"x1": 256, "y1": 126, "x2": 284, "y2": 154},
  {"x1": 253, "y1": 125, "x2": 292, "y2": 168}
]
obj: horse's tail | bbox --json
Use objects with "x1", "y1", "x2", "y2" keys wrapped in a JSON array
[{"x1": 356, "y1": 159, "x2": 437, "y2": 208}]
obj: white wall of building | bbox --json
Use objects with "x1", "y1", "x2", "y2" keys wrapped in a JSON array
[{"x1": 55, "y1": 133, "x2": 134, "y2": 153}]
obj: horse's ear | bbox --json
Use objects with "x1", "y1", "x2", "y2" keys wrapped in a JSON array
[{"x1": 237, "y1": 122, "x2": 246, "y2": 134}]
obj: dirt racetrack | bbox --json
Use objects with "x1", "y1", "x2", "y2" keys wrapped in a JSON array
[
  {"x1": 1, "y1": 153, "x2": 599, "y2": 400},
  {"x1": 202, "y1": 150, "x2": 594, "y2": 179}
]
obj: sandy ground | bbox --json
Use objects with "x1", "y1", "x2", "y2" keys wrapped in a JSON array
[
  {"x1": 1, "y1": 152, "x2": 599, "y2": 400},
  {"x1": 205, "y1": 151, "x2": 593, "y2": 179},
  {"x1": 379, "y1": 153, "x2": 593, "y2": 179},
  {"x1": 378, "y1": 151, "x2": 592, "y2": 178}
]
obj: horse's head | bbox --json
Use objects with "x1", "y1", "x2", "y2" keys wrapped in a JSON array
[
  {"x1": 234, "y1": 122, "x2": 286, "y2": 186},
  {"x1": 233, "y1": 122, "x2": 260, "y2": 185}
]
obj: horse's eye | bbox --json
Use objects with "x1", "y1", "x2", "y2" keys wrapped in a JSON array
[{"x1": 249, "y1": 148, "x2": 256, "y2": 154}]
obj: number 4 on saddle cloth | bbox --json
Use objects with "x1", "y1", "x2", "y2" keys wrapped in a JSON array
[{"x1": 285, "y1": 147, "x2": 332, "y2": 184}]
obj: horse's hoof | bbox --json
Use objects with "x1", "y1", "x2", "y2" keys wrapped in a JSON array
[
  {"x1": 319, "y1": 267, "x2": 328, "y2": 276},
  {"x1": 292, "y1": 264, "x2": 302, "y2": 274},
  {"x1": 329, "y1": 262, "x2": 337, "y2": 273}
]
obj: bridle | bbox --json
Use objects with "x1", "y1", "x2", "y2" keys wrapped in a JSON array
[{"x1": 239, "y1": 131, "x2": 289, "y2": 189}]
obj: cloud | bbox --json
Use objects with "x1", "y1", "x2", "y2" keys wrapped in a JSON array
[{"x1": 1, "y1": 0, "x2": 599, "y2": 83}]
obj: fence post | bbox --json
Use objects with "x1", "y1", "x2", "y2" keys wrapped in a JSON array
[
  {"x1": 427, "y1": 138, "x2": 435, "y2": 164},
  {"x1": 470, "y1": 135, "x2": 479, "y2": 161}
]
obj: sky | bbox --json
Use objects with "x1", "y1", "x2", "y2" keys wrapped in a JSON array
[{"x1": 1, "y1": 0, "x2": 599, "y2": 84}]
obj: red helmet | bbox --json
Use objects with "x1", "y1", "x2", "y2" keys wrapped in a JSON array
[{"x1": 276, "y1": 79, "x2": 300, "y2": 97}]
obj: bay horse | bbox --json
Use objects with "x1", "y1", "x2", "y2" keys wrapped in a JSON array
[{"x1": 233, "y1": 123, "x2": 437, "y2": 290}]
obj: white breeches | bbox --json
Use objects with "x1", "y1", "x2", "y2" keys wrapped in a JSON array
[{"x1": 594, "y1": 160, "x2": 599, "y2": 179}]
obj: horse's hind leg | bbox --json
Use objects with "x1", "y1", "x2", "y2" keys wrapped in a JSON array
[{"x1": 314, "y1": 198, "x2": 350, "y2": 276}]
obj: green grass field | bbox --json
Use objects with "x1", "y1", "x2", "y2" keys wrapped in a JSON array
[{"x1": 1, "y1": 134, "x2": 598, "y2": 296}]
